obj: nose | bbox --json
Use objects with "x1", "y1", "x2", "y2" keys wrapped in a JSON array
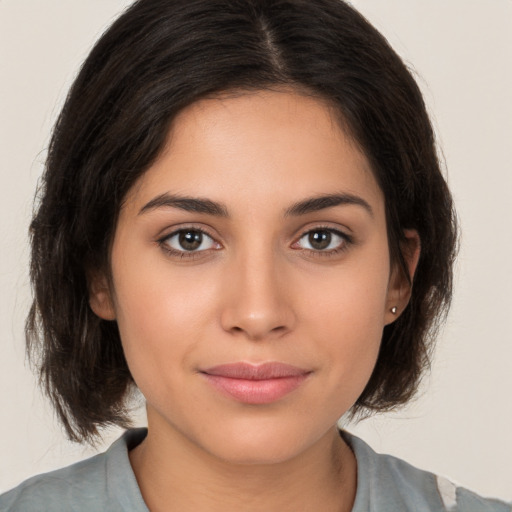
[{"x1": 219, "y1": 249, "x2": 296, "y2": 341}]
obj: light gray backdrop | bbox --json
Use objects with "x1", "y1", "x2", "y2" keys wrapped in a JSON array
[{"x1": 1, "y1": 0, "x2": 511, "y2": 499}]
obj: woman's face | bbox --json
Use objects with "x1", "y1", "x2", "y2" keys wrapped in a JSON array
[{"x1": 92, "y1": 89, "x2": 413, "y2": 464}]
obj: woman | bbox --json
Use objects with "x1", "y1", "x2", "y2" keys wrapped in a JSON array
[{"x1": 1, "y1": 0, "x2": 510, "y2": 510}]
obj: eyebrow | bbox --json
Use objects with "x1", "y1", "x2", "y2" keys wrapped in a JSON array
[
  {"x1": 284, "y1": 193, "x2": 373, "y2": 218},
  {"x1": 139, "y1": 192, "x2": 373, "y2": 218},
  {"x1": 139, "y1": 193, "x2": 229, "y2": 217}
]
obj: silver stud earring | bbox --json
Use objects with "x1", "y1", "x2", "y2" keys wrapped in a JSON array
[{"x1": 391, "y1": 306, "x2": 398, "y2": 314}]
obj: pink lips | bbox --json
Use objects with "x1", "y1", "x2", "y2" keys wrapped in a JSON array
[{"x1": 201, "y1": 362, "x2": 310, "y2": 404}]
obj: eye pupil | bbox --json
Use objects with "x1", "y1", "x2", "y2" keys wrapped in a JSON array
[
  {"x1": 179, "y1": 230, "x2": 202, "y2": 250},
  {"x1": 309, "y1": 230, "x2": 331, "y2": 250}
]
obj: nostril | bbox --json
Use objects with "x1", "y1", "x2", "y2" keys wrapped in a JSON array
[
  {"x1": 219, "y1": 284, "x2": 296, "y2": 340},
  {"x1": 227, "y1": 323, "x2": 290, "y2": 341}
]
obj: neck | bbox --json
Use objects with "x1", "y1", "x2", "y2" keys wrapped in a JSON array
[{"x1": 129, "y1": 416, "x2": 357, "y2": 512}]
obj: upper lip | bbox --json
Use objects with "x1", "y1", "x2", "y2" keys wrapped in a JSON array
[{"x1": 201, "y1": 362, "x2": 311, "y2": 380}]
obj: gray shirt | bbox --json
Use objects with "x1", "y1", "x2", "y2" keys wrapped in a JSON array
[{"x1": 1, "y1": 428, "x2": 510, "y2": 511}]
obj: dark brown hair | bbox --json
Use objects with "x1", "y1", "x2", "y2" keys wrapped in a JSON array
[{"x1": 27, "y1": 0, "x2": 457, "y2": 443}]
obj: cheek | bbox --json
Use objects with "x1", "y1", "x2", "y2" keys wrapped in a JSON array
[
  {"x1": 297, "y1": 251, "x2": 390, "y2": 387},
  {"x1": 110, "y1": 258, "x2": 220, "y2": 379},
  {"x1": 299, "y1": 249, "x2": 390, "y2": 336}
]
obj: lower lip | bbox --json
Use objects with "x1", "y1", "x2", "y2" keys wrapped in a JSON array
[{"x1": 202, "y1": 374, "x2": 309, "y2": 404}]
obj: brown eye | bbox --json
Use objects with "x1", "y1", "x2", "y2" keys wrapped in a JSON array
[
  {"x1": 179, "y1": 230, "x2": 203, "y2": 251},
  {"x1": 308, "y1": 230, "x2": 332, "y2": 250},
  {"x1": 163, "y1": 229, "x2": 218, "y2": 252},
  {"x1": 296, "y1": 229, "x2": 347, "y2": 252}
]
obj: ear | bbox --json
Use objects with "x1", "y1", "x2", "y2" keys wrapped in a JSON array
[
  {"x1": 88, "y1": 270, "x2": 116, "y2": 321},
  {"x1": 384, "y1": 229, "x2": 421, "y2": 325}
]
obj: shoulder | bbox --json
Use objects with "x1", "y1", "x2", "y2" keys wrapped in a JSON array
[
  {"x1": 436, "y1": 474, "x2": 512, "y2": 512},
  {"x1": 0, "y1": 452, "x2": 109, "y2": 512},
  {"x1": 0, "y1": 429, "x2": 148, "y2": 512},
  {"x1": 343, "y1": 431, "x2": 511, "y2": 512}
]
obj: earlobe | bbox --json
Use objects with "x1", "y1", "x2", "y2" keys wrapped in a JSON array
[
  {"x1": 385, "y1": 229, "x2": 421, "y2": 324},
  {"x1": 88, "y1": 271, "x2": 116, "y2": 321}
]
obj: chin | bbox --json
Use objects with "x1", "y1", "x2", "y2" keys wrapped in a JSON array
[
  {"x1": 192, "y1": 415, "x2": 335, "y2": 467},
  {"x1": 209, "y1": 435, "x2": 307, "y2": 466}
]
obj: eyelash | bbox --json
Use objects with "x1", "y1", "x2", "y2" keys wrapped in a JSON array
[
  {"x1": 157, "y1": 227, "x2": 219, "y2": 260},
  {"x1": 293, "y1": 226, "x2": 353, "y2": 258},
  {"x1": 157, "y1": 226, "x2": 353, "y2": 260}
]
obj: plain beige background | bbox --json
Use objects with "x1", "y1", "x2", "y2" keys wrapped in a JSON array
[{"x1": 1, "y1": 0, "x2": 511, "y2": 500}]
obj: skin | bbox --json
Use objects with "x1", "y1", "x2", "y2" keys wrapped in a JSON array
[{"x1": 90, "y1": 89, "x2": 419, "y2": 512}]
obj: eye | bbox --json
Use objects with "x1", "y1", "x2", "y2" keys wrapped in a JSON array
[
  {"x1": 160, "y1": 229, "x2": 219, "y2": 254},
  {"x1": 294, "y1": 228, "x2": 349, "y2": 253}
]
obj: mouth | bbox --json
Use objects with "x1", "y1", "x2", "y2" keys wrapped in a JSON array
[{"x1": 200, "y1": 362, "x2": 311, "y2": 404}]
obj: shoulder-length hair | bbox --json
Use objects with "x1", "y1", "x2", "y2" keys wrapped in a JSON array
[{"x1": 27, "y1": 0, "x2": 457, "y2": 443}]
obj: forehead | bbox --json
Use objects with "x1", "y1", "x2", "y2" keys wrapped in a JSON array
[{"x1": 124, "y1": 89, "x2": 383, "y2": 218}]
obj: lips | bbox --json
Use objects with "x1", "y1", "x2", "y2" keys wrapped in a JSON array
[{"x1": 200, "y1": 362, "x2": 311, "y2": 404}]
